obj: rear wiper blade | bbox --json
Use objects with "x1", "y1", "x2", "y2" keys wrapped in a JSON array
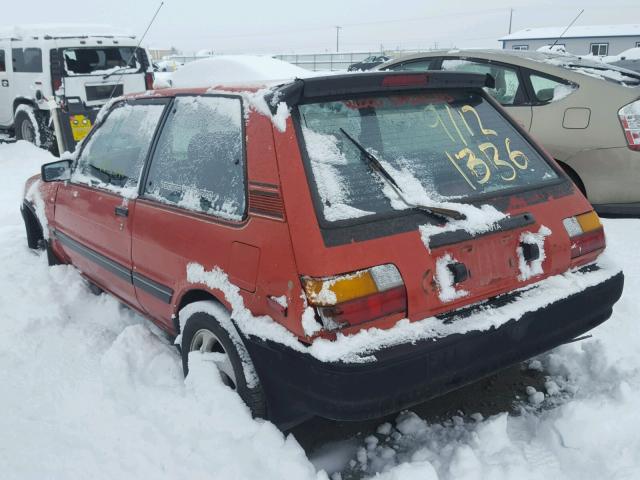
[
  {"x1": 103, "y1": 66, "x2": 134, "y2": 80},
  {"x1": 338, "y1": 128, "x2": 466, "y2": 221}
]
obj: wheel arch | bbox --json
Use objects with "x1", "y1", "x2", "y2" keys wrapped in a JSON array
[
  {"x1": 556, "y1": 159, "x2": 587, "y2": 197},
  {"x1": 21, "y1": 201, "x2": 44, "y2": 250},
  {"x1": 13, "y1": 97, "x2": 39, "y2": 115},
  {"x1": 174, "y1": 288, "x2": 229, "y2": 334}
]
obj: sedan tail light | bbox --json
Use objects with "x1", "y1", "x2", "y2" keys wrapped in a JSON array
[
  {"x1": 562, "y1": 211, "x2": 605, "y2": 259},
  {"x1": 302, "y1": 264, "x2": 407, "y2": 331},
  {"x1": 618, "y1": 100, "x2": 640, "y2": 151}
]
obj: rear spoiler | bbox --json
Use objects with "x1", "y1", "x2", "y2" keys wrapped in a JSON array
[{"x1": 264, "y1": 71, "x2": 495, "y2": 114}]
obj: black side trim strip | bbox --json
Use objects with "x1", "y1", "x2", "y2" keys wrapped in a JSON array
[
  {"x1": 133, "y1": 272, "x2": 173, "y2": 304},
  {"x1": 53, "y1": 230, "x2": 132, "y2": 282},
  {"x1": 429, "y1": 212, "x2": 536, "y2": 249}
]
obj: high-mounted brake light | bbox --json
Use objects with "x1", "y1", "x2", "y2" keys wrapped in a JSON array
[
  {"x1": 382, "y1": 74, "x2": 429, "y2": 88},
  {"x1": 302, "y1": 265, "x2": 406, "y2": 330},
  {"x1": 618, "y1": 100, "x2": 640, "y2": 151},
  {"x1": 562, "y1": 211, "x2": 606, "y2": 259}
]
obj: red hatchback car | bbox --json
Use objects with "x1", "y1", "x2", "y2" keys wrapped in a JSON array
[{"x1": 22, "y1": 71, "x2": 623, "y2": 427}]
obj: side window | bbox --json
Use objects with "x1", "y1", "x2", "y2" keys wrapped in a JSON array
[
  {"x1": 529, "y1": 73, "x2": 576, "y2": 103},
  {"x1": 73, "y1": 102, "x2": 165, "y2": 196},
  {"x1": 387, "y1": 58, "x2": 437, "y2": 71},
  {"x1": 0, "y1": 50, "x2": 5, "y2": 72},
  {"x1": 144, "y1": 96, "x2": 246, "y2": 221},
  {"x1": 12, "y1": 48, "x2": 43, "y2": 73},
  {"x1": 590, "y1": 43, "x2": 608, "y2": 56},
  {"x1": 441, "y1": 59, "x2": 524, "y2": 106}
]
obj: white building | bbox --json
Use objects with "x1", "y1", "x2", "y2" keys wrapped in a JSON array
[{"x1": 500, "y1": 24, "x2": 640, "y2": 56}]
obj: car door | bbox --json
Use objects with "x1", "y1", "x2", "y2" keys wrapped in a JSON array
[
  {"x1": 53, "y1": 98, "x2": 168, "y2": 308},
  {"x1": 131, "y1": 95, "x2": 248, "y2": 332},
  {"x1": 440, "y1": 57, "x2": 533, "y2": 131},
  {"x1": 0, "y1": 47, "x2": 12, "y2": 126}
]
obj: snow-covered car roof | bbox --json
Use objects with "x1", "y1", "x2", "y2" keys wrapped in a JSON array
[
  {"x1": 169, "y1": 55, "x2": 317, "y2": 89},
  {"x1": 0, "y1": 24, "x2": 135, "y2": 41},
  {"x1": 499, "y1": 24, "x2": 640, "y2": 41}
]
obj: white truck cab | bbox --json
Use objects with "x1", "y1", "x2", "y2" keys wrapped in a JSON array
[{"x1": 0, "y1": 24, "x2": 153, "y2": 153}]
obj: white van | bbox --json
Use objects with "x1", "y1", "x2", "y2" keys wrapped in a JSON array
[{"x1": 0, "y1": 24, "x2": 153, "y2": 153}]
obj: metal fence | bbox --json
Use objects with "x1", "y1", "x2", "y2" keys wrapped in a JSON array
[{"x1": 273, "y1": 52, "x2": 383, "y2": 71}]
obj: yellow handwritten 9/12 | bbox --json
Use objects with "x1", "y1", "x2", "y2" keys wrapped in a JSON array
[{"x1": 432, "y1": 104, "x2": 530, "y2": 190}]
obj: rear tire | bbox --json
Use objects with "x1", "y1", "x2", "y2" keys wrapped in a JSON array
[
  {"x1": 180, "y1": 309, "x2": 267, "y2": 418},
  {"x1": 14, "y1": 106, "x2": 57, "y2": 154}
]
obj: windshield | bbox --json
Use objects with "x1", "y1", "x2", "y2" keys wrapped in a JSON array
[
  {"x1": 62, "y1": 47, "x2": 141, "y2": 76},
  {"x1": 297, "y1": 91, "x2": 559, "y2": 223}
]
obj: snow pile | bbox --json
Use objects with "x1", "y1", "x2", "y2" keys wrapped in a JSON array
[
  {"x1": 517, "y1": 225, "x2": 551, "y2": 281},
  {"x1": 536, "y1": 45, "x2": 571, "y2": 56},
  {"x1": 170, "y1": 55, "x2": 313, "y2": 88},
  {"x1": 434, "y1": 254, "x2": 469, "y2": 302},
  {"x1": 0, "y1": 141, "x2": 326, "y2": 480}
]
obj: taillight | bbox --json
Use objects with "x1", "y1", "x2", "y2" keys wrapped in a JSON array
[
  {"x1": 52, "y1": 76, "x2": 62, "y2": 93},
  {"x1": 302, "y1": 264, "x2": 406, "y2": 331},
  {"x1": 145, "y1": 72, "x2": 154, "y2": 90},
  {"x1": 562, "y1": 211, "x2": 606, "y2": 259},
  {"x1": 618, "y1": 100, "x2": 640, "y2": 151}
]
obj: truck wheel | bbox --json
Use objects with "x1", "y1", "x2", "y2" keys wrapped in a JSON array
[
  {"x1": 14, "y1": 106, "x2": 57, "y2": 154},
  {"x1": 180, "y1": 309, "x2": 267, "y2": 418}
]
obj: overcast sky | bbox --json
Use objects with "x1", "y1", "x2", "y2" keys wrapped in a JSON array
[{"x1": 3, "y1": 0, "x2": 640, "y2": 54}]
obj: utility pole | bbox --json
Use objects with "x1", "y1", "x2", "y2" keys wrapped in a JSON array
[
  {"x1": 336, "y1": 26, "x2": 342, "y2": 52},
  {"x1": 508, "y1": 8, "x2": 513, "y2": 34}
]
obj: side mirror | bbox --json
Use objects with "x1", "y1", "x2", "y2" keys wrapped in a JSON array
[{"x1": 41, "y1": 159, "x2": 72, "y2": 182}]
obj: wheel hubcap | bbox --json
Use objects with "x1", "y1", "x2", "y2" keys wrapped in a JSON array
[
  {"x1": 21, "y1": 119, "x2": 35, "y2": 143},
  {"x1": 189, "y1": 329, "x2": 237, "y2": 389}
]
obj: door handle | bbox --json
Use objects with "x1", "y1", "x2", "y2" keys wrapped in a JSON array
[{"x1": 115, "y1": 206, "x2": 129, "y2": 217}]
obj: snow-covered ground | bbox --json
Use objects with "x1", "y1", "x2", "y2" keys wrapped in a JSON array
[{"x1": 1, "y1": 141, "x2": 640, "y2": 479}]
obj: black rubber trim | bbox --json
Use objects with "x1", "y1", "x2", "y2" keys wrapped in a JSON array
[
  {"x1": 428, "y1": 212, "x2": 535, "y2": 249},
  {"x1": 53, "y1": 230, "x2": 131, "y2": 282},
  {"x1": 133, "y1": 271, "x2": 173, "y2": 303}
]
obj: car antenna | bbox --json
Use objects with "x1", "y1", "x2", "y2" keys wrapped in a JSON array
[
  {"x1": 106, "y1": 1, "x2": 165, "y2": 102},
  {"x1": 550, "y1": 9, "x2": 584, "y2": 49}
]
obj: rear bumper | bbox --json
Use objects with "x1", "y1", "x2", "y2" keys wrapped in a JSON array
[{"x1": 243, "y1": 269, "x2": 624, "y2": 428}]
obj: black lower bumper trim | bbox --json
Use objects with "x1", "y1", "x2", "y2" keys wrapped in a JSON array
[
  {"x1": 243, "y1": 270, "x2": 624, "y2": 427},
  {"x1": 593, "y1": 202, "x2": 640, "y2": 217}
]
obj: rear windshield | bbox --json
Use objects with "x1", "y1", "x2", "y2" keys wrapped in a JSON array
[
  {"x1": 297, "y1": 91, "x2": 559, "y2": 222},
  {"x1": 62, "y1": 47, "x2": 141, "y2": 76}
]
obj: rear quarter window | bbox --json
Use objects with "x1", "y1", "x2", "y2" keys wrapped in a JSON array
[{"x1": 143, "y1": 96, "x2": 246, "y2": 221}]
